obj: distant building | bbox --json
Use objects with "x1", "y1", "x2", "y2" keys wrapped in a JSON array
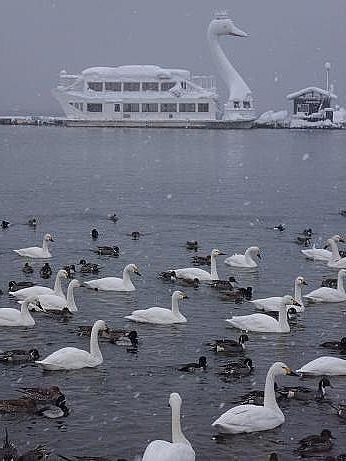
[{"x1": 287, "y1": 86, "x2": 337, "y2": 122}]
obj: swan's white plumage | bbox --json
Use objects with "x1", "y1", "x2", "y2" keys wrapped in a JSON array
[
  {"x1": 84, "y1": 264, "x2": 140, "y2": 291},
  {"x1": 0, "y1": 297, "x2": 37, "y2": 326},
  {"x1": 9, "y1": 270, "x2": 67, "y2": 301},
  {"x1": 301, "y1": 235, "x2": 342, "y2": 261},
  {"x1": 297, "y1": 356, "x2": 346, "y2": 376},
  {"x1": 326, "y1": 238, "x2": 346, "y2": 268},
  {"x1": 224, "y1": 246, "x2": 260, "y2": 268},
  {"x1": 170, "y1": 249, "x2": 224, "y2": 281},
  {"x1": 305, "y1": 269, "x2": 346, "y2": 302},
  {"x1": 37, "y1": 279, "x2": 80, "y2": 312},
  {"x1": 13, "y1": 233, "x2": 54, "y2": 259}
]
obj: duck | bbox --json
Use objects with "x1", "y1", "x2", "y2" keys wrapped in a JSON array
[
  {"x1": 39, "y1": 262, "x2": 52, "y2": 279},
  {"x1": 93, "y1": 245, "x2": 120, "y2": 256},
  {"x1": 0, "y1": 429, "x2": 17, "y2": 461},
  {"x1": 77, "y1": 326, "x2": 138, "y2": 347},
  {"x1": 279, "y1": 377, "x2": 332, "y2": 401},
  {"x1": 186, "y1": 241, "x2": 199, "y2": 251},
  {"x1": 84, "y1": 264, "x2": 141, "y2": 291},
  {"x1": 301, "y1": 234, "x2": 343, "y2": 261},
  {"x1": 329, "y1": 403, "x2": 346, "y2": 420},
  {"x1": 63, "y1": 264, "x2": 76, "y2": 279},
  {"x1": 0, "y1": 297, "x2": 38, "y2": 326},
  {"x1": 22, "y1": 263, "x2": 34, "y2": 275},
  {"x1": 8, "y1": 280, "x2": 34, "y2": 292},
  {"x1": 326, "y1": 238, "x2": 346, "y2": 268},
  {"x1": 225, "y1": 295, "x2": 297, "y2": 333},
  {"x1": 13, "y1": 233, "x2": 54, "y2": 259},
  {"x1": 108, "y1": 213, "x2": 119, "y2": 223},
  {"x1": 158, "y1": 271, "x2": 178, "y2": 282},
  {"x1": 297, "y1": 356, "x2": 346, "y2": 376},
  {"x1": 297, "y1": 429, "x2": 334, "y2": 457},
  {"x1": 142, "y1": 392, "x2": 195, "y2": 461},
  {"x1": 18, "y1": 385, "x2": 65, "y2": 405},
  {"x1": 218, "y1": 357, "x2": 254, "y2": 378},
  {"x1": 273, "y1": 224, "x2": 285, "y2": 232},
  {"x1": 91, "y1": 228, "x2": 99, "y2": 239},
  {"x1": 36, "y1": 319, "x2": 107, "y2": 371},
  {"x1": 0, "y1": 348, "x2": 39, "y2": 363},
  {"x1": 36, "y1": 279, "x2": 80, "y2": 313},
  {"x1": 321, "y1": 277, "x2": 337, "y2": 288},
  {"x1": 125, "y1": 291, "x2": 188, "y2": 325},
  {"x1": 304, "y1": 269, "x2": 346, "y2": 302},
  {"x1": 169, "y1": 248, "x2": 225, "y2": 282},
  {"x1": 320, "y1": 337, "x2": 346, "y2": 352},
  {"x1": 210, "y1": 276, "x2": 238, "y2": 290},
  {"x1": 79, "y1": 259, "x2": 101, "y2": 274},
  {"x1": 191, "y1": 254, "x2": 211, "y2": 266},
  {"x1": 251, "y1": 277, "x2": 307, "y2": 313},
  {"x1": 212, "y1": 361, "x2": 297, "y2": 433},
  {"x1": 236, "y1": 383, "x2": 280, "y2": 406},
  {"x1": 1, "y1": 220, "x2": 10, "y2": 229},
  {"x1": 0, "y1": 397, "x2": 68, "y2": 418},
  {"x1": 208, "y1": 334, "x2": 249, "y2": 354},
  {"x1": 221, "y1": 287, "x2": 253, "y2": 303},
  {"x1": 27, "y1": 217, "x2": 38, "y2": 227},
  {"x1": 9, "y1": 269, "x2": 67, "y2": 300},
  {"x1": 224, "y1": 246, "x2": 261, "y2": 269},
  {"x1": 295, "y1": 236, "x2": 311, "y2": 246},
  {"x1": 179, "y1": 356, "x2": 207, "y2": 372}
]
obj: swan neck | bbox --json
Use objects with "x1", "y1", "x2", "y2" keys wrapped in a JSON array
[
  {"x1": 278, "y1": 307, "x2": 290, "y2": 332},
  {"x1": 294, "y1": 282, "x2": 302, "y2": 304},
  {"x1": 171, "y1": 295, "x2": 180, "y2": 316},
  {"x1": 263, "y1": 367, "x2": 280, "y2": 411},
  {"x1": 54, "y1": 274, "x2": 64, "y2": 297},
  {"x1": 21, "y1": 300, "x2": 34, "y2": 322},
  {"x1": 122, "y1": 267, "x2": 135, "y2": 289},
  {"x1": 330, "y1": 240, "x2": 340, "y2": 261},
  {"x1": 90, "y1": 325, "x2": 102, "y2": 361},
  {"x1": 171, "y1": 401, "x2": 189, "y2": 445},
  {"x1": 337, "y1": 272, "x2": 345, "y2": 292},
  {"x1": 42, "y1": 238, "x2": 49, "y2": 252},
  {"x1": 66, "y1": 284, "x2": 77, "y2": 311},
  {"x1": 210, "y1": 254, "x2": 219, "y2": 280}
]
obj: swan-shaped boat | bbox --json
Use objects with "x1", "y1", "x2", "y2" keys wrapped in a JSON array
[
  {"x1": 36, "y1": 279, "x2": 80, "y2": 312},
  {"x1": 301, "y1": 234, "x2": 343, "y2": 261},
  {"x1": 9, "y1": 269, "x2": 67, "y2": 301},
  {"x1": 326, "y1": 238, "x2": 346, "y2": 268},
  {"x1": 251, "y1": 276, "x2": 307, "y2": 312},
  {"x1": 225, "y1": 295, "x2": 296, "y2": 333},
  {"x1": 0, "y1": 297, "x2": 38, "y2": 327},
  {"x1": 224, "y1": 246, "x2": 261, "y2": 268},
  {"x1": 13, "y1": 233, "x2": 54, "y2": 259},
  {"x1": 304, "y1": 269, "x2": 346, "y2": 302},
  {"x1": 212, "y1": 362, "x2": 297, "y2": 433},
  {"x1": 168, "y1": 249, "x2": 225, "y2": 282},
  {"x1": 297, "y1": 356, "x2": 346, "y2": 376},
  {"x1": 142, "y1": 392, "x2": 195, "y2": 461},
  {"x1": 36, "y1": 319, "x2": 107, "y2": 370},
  {"x1": 84, "y1": 264, "x2": 141, "y2": 291},
  {"x1": 125, "y1": 291, "x2": 188, "y2": 324}
]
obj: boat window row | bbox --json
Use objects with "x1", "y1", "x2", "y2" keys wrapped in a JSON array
[
  {"x1": 233, "y1": 100, "x2": 252, "y2": 109},
  {"x1": 87, "y1": 81, "x2": 177, "y2": 92},
  {"x1": 75, "y1": 102, "x2": 210, "y2": 113}
]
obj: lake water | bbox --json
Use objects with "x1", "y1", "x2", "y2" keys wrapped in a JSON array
[{"x1": 0, "y1": 126, "x2": 345, "y2": 460}]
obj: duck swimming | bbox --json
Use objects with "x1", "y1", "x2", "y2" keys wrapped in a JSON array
[
  {"x1": 18, "y1": 385, "x2": 65, "y2": 405},
  {"x1": 8, "y1": 280, "x2": 34, "y2": 292},
  {"x1": 208, "y1": 334, "x2": 249, "y2": 354},
  {"x1": 22, "y1": 263, "x2": 34, "y2": 275},
  {"x1": 224, "y1": 246, "x2": 261, "y2": 269},
  {"x1": 79, "y1": 259, "x2": 101, "y2": 274},
  {"x1": 77, "y1": 325, "x2": 138, "y2": 347},
  {"x1": 9, "y1": 269, "x2": 67, "y2": 300},
  {"x1": 1, "y1": 220, "x2": 10, "y2": 229},
  {"x1": 27, "y1": 217, "x2": 38, "y2": 227},
  {"x1": 320, "y1": 337, "x2": 346, "y2": 352},
  {"x1": 142, "y1": 392, "x2": 195, "y2": 461},
  {"x1": 13, "y1": 233, "x2": 54, "y2": 259},
  {"x1": 0, "y1": 348, "x2": 39, "y2": 363},
  {"x1": 0, "y1": 297, "x2": 38, "y2": 327},
  {"x1": 279, "y1": 376, "x2": 332, "y2": 401},
  {"x1": 304, "y1": 269, "x2": 346, "y2": 302},
  {"x1": 39, "y1": 262, "x2": 52, "y2": 279},
  {"x1": 36, "y1": 319, "x2": 107, "y2": 371},
  {"x1": 296, "y1": 429, "x2": 334, "y2": 457},
  {"x1": 186, "y1": 241, "x2": 199, "y2": 251},
  {"x1": 221, "y1": 286, "x2": 253, "y2": 303},
  {"x1": 91, "y1": 228, "x2": 99, "y2": 239},
  {"x1": 84, "y1": 263, "x2": 141, "y2": 291},
  {"x1": 169, "y1": 248, "x2": 225, "y2": 282},
  {"x1": 217, "y1": 357, "x2": 254, "y2": 378},
  {"x1": 212, "y1": 362, "x2": 297, "y2": 433},
  {"x1": 0, "y1": 397, "x2": 68, "y2": 418},
  {"x1": 93, "y1": 245, "x2": 120, "y2": 256},
  {"x1": 125, "y1": 291, "x2": 188, "y2": 325},
  {"x1": 210, "y1": 276, "x2": 238, "y2": 290},
  {"x1": 179, "y1": 356, "x2": 207, "y2": 372},
  {"x1": 297, "y1": 356, "x2": 346, "y2": 376}
]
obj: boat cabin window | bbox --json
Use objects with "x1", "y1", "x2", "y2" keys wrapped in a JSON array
[
  {"x1": 114, "y1": 104, "x2": 121, "y2": 112},
  {"x1": 233, "y1": 101, "x2": 240, "y2": 109},
  {"x1": 160, "y1": 103, "x2": 177, "y2": 112},
  {"x1": 243, "y1": 101, "x2": 251, "y2": 109},
  {"x1": 142, "y1": 103, "x2": 158, "y2": 112},
  {"x1": 87, "y1": 82, "x2": 103, "y2": 92},
  {"x1": 197, "y1": 103, "x2": 209, "y2": 112},
  {"x1": 161, "y1": 82, "x2": 176, "y2": 91},
  {"x1": 105, "y1": 82, "x2": 122, "y2": 91},
  {"x1": 87, "y1": 103, "x2": 103, "y2": 112},
  {"x1": 123, "y1": 82, "x2": 140, "y2": 91},
  {"x1": 142, "y1": 82, "x2": 159, "y2": 91},
  {"x1": 74, "y1": 102, "x2": 83, "y2": 111},
  {"x1": 123, "y1": 103, "x2": 140, "y2": 112},
  {"x1": 179, "y1": 103, "x2": 195, "y2": 112}
]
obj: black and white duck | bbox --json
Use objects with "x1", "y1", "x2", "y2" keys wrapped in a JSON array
[
  {"x1": 273, "y1": 224, "x2": 285, "y2": 232},
  {"x1": 0, "y1": 348, "x2": 39, "y2": 364},
  {"x1": 91, "y1": 228, "x2": 99, "y2": 239},
  {"x1": 208, "y1": 334, "x2": 249, "y2": 354},
  {"x1": 218, "y1": 357, "x2": 254, "y2": 378},
  {"x1": 108, "y1": 213, "x2": 119, "y2": 223},
  {"x1": 39, "y1": 262, "x2": 52, "y2": 279},
  {"x1": 27, "y1": 217, "x2": 38, "y2": 228},
  {"x1": 92, "y1": 246, "x2": 119, "y2": 256},
  {"x1": 221, "y1": 286, "x2": 253, "y2": 303},
  {"x1": 210, "y1": 276, "x2": 238, "y2": 290},
  {"x1": 1, "y1": 220, "x2": 10, "y2": 229},
  {"x1": 22, "y1": 263, "x2": 34, "y2": 275},
  {"x1": 178, "y1": 356, "x2": 207, "y2": 372},
  {"x1": 186, "y1": 240, "x2": 199, "y2": 251},
  {"x1": 130, "y1": 231, "x2": 141, "y2": 240},
  {"x1": 77, "y1": 326, "x2": 138, "y2": 347},
  {"x1": 320, "y1": 337, "x2": 346, "y2": 353},
  {"x1": 296, "y1": 429, "x2": 334, "y2": 457},
  {"x1": 8, "y1": 280, "x2": 34, "y2": 292},
  {"x1": 79, "y1": 259, "x2": 101, "y2": 274},
  {"x1": 279, "y1": 377, "x2": 332, "y2": 401}
]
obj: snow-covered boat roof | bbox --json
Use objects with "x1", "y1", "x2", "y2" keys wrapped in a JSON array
[
  {"x1": 287, "y1": 87, "x2": 337, "y2": 100},
  {"x1": 81, "y1": 65, "x2": 190, "y2": 80}
]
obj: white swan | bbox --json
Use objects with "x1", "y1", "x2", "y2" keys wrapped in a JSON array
[
  {"x1": 224, "y1": 246, "x2": 261, "y2": 268},
  {"x1": 13, "y1": 233, "x2": 54, "y2": 259},
  {"x1": 301, "y1": 234, "x2": 343, "y2": 261},
  {"x1": 304, "y1": 269, "x2": 346, "y2": 303},
  {"x1": 9, "y1": 269, "x2": 67, "y2": 301},
  {"x1": 326, "y1": 239, "x2": 346, "y2": 268},
  {"x1": 142, "y1": 393, "x2": 195, "y2": 461},
  {"x1": 36, "y1": 319, "x2": 106, "y2": 370},
  {"x1": 297, "y1": 356, "x2": 346, "y2": 376},
  {"x1": 212, "y1": 362, "x2": 297, "y2": 433},
  {"x1": 251, "y1": 277, "x2": 307, "y2": 313},
  {"x1": 125, "y1": 291, "x2": 188, "y2": 325},
  {"x1": 0, "y1": 297, "x2": 38, "y2": 326},
  {"x1": 169, "y1": 249, "x2": 225, "y2": 282},
  {"x1": 225, "y1": 295, "x2": 296, "y2": 333},
  {"x1": 37, "y1": 279, "x2": 80, "y2": 312},
  {"x1": 84, "y1": 264, "x2": 141, "y2": 291}
]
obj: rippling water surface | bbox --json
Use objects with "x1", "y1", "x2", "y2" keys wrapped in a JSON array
[{"x1": 0, "y1": 126, "x2": 345, "y2": 460}]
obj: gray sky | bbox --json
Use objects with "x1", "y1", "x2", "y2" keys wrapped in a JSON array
[{"x1": 1, "y1": 0, "x2": 345, "y2": 115}]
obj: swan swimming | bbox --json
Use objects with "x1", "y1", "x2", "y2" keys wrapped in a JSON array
[
  {"x1": 0, "y1": 297, "x2": 38, "y2": 327},
  {"x1": 326, "y1": 238, "x2": 346, "y2": 268},
  {"x1": 84, "y1": 264, "x2": 141, "y2": 291},
  {"x1": 304, "y1": 269, "x2": 346, "y2": 303},
  {"x1": 297, "y1": 356, "x2": 346, "y2": 376},
  {"x1": 13, "y1": 233, "x2": 54, "y2": 259},
  {"x1": 224, "y1": 246, "x2": 261, "y2": 268},
  {"x1": 212, "y1": 362, "x2": 297, "y2": 433},
  {"x1": 251, "y1": 277, "x2": 307, "y2": 313},
  {"x1": 9, "y1": 269, "x2": 67, "y2": 302},
  {"x1": 301, "y1": 234, "x2": 343, "y2": 261},
  {"x1": 226, "y1": 295, "x2": 296, "y2": 333},
  {"x1": 125, "y1": 291, "x2": 188, "y2": 325},
  {"x1": 36, "y1": 319, "x2": 107, "y2": 370},
  {"x1": 142, "y1": 392, "x2": 195, "y2": 461},
  {"x1": 36, "y1": 279, "x2": 80, "y2": 312},
  {"x1": 168, "y1": 249, "x2": 225, "y2": 282}
]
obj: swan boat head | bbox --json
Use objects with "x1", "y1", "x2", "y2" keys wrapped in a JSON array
[{"x1": 208, "y1": 11, "x2": 248, "y2": 38}]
